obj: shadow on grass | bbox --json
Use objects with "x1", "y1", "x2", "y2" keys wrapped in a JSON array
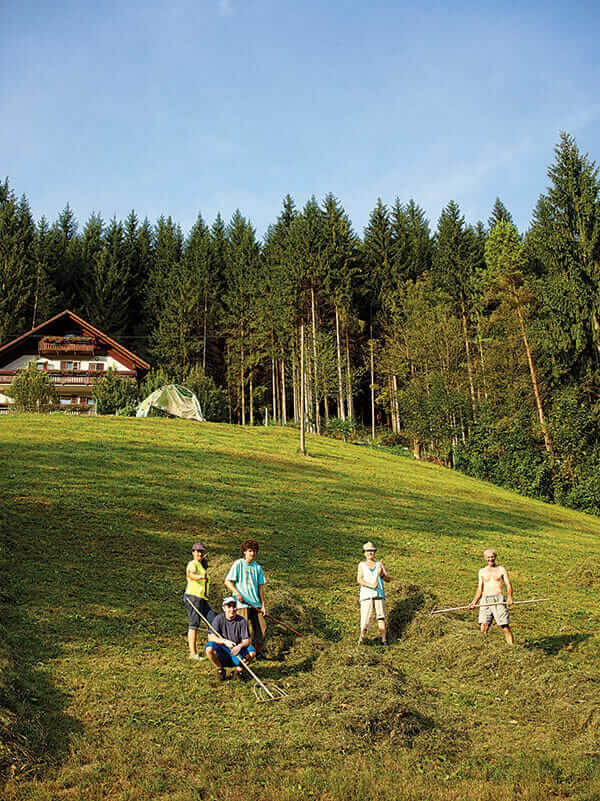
[
  {"x1": 388, "y1": 583, "x2": 428, "y2": 640},
  {"x1": 523, "y1": 633, "x2": 591, "y2": 655},
  {"x1": 1, "y1": 523, "x2": 83, "y2": 779}
]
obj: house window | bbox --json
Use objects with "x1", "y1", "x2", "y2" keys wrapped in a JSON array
[
  {"x1": 89, "y1": 362, "x2": 105, "y2": 373},
  {"x1": 60, "y1": 361, "x2": 80, "y2": 372}
]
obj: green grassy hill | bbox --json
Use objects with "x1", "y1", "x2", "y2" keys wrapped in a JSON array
[{"x1": 1, "y1": 416, "x2": 599, "y2": 801}]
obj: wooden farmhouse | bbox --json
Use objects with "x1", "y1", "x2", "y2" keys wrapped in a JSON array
[{"x1": 0, "y1": 310, "x2": 150, "y2": 413}]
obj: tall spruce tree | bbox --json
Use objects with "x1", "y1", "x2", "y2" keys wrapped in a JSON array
[
  {"x1": 0, "y1": 180, "x2": 35, "y2": 343},
  {"x1": 433, "y1": 200, "x2": 477, "y2": 411},
  {"x1": 528, "y1": 132, "x2": 600, "y2": 384},
  {"x1": 85, "y1": 217, "x2": 130, "y2": 335}
]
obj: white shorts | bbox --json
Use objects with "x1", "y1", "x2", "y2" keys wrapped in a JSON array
[
  {"x1": 360, "y1": 598, "x2": 386, "y2": 631},
  {"x1": 478, "y1": 594, "x2": 510, "y2": 626}
]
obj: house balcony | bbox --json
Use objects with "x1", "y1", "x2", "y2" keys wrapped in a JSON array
[
  {"x1": 0, "y1": 369, "x2": 137, "y2": 386},
  {"x1": 38, "y1": 337, "x2": 96, "y2": 357}
]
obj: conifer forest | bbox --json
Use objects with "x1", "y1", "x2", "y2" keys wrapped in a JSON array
[{"x1": 3, "y1": 132, "x2": 600, "y2": 517}]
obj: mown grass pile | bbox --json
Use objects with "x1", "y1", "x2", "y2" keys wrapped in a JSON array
[{"x1": 1, "y1": 415, "x2": 599, "y2": 800}]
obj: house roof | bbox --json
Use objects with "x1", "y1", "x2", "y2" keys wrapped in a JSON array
[{"x1": 0, "y1": 310, "x2": 150, "y2": 370}]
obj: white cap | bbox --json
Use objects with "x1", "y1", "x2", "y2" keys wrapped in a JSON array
[{"x1": 222, "y1": 596, "x2": 237, "y2": 607}]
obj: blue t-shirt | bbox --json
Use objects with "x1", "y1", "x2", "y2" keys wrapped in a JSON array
[
  {"x1": 225, "y1": 558, "x2": 265, "y2": 608},
  {"x1": 211, "y1": 612, "x2": 249, "y2": 646}
]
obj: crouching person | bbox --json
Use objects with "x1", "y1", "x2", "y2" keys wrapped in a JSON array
[{"x1": 205, "y1": 596, "x2": 256, "y2": 681}]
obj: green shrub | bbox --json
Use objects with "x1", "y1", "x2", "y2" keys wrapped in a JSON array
[
  {"x1": 7, "y1": 362, "x2": 58, "y2": 412},
  {"x1": 116, "y1": 403, "x2": 138, "y2": 417},
  {"x1": 456, "y1": 406, "x2": 554, "y2": 502},
  {"x1": 324, "y1": 416, "x2": 357, "y2": 442},
  {"x1": 183, "y1": 366, "x2": 228, "y2": 422},
  {"x1": 92, "y1": 368, "x2": 139, "y2": 415}
]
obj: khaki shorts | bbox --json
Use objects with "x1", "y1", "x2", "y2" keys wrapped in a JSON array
[
  {"x1": 478, "y1": 594, "x2": 509, "y2": 626},
  {"x1": 237, "y1": 606, "x2": 267, "y2": 650},
  {"x1": 360, "y1": 598, "x2": 386, "y2": 631}
]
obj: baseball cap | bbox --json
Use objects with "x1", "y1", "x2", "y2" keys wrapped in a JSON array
[{"x1": 222, "y1": 596, "x2": 237, "y2": 607}]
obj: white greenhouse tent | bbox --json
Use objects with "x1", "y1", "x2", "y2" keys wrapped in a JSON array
[{"x1": 136, "y1": 384, "x2": 205, "y2": 421}]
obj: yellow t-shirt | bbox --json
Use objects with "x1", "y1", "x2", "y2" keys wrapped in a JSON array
[{"x1": 185, "y1": 559, "x2": 209, "y2": 599}]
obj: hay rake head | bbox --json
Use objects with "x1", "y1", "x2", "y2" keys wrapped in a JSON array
[{"x1": 253, "y1": 683, "x2": 289, "y2": 703}]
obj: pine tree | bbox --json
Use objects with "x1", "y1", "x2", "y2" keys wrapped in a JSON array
[
  {"x1": 488, "y1": 197, "x2": 513, "y2": 230},
  {"x1": 221, "y1": 210, "x2": 261, "y2": 424},
  {"x1": 527, "y1": 132, "x2": 600, "y2": 384},
  {"x1": 0, "y1": 180, "x2": 35, "y2": 343},
  {"x1": 52, "y1": 204, "x2": 81, "y2": 307},
  {"x1": 433, "y1": 201, "x2": 477, "y2": 411},
  {"x1": 30, "y1": 216, "x2": 62, "y2": 327},
  {"x1": 184, "y1": 214, "x2": 215, "y2": 370},
  {"x1": 85, "y1": 217, "x2": 130, "y2": 336},
  {"x1": 321, "y1": 193, "x2": 359, "y2": 421}
]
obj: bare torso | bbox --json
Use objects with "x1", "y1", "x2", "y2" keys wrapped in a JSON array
[{"x1": 480, "y1": 565, "x2": 507, "y2": 596}]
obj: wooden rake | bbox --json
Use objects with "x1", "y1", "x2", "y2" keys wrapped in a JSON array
[
  {"x1": 185, "y1": 597, "x2": 288, "y2": 703},
  {"x1": 430, "y1": 598, "x2": 550, "y2": 615}
]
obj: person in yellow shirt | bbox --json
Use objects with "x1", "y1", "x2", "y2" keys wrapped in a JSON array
[{"x1": 183, "y1": 542, "x2": 215, "y2": 661}]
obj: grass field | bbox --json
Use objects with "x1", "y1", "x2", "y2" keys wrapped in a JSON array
[{"x1": 1, "y1": 415, "x2": 599, "y2": 801}]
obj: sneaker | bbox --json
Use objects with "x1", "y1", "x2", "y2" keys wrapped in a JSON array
[
  {"x1": 380, "y1": 641, "x2": 389, "y2": 648},
  {"x1": 217, "y1": 668, "x2": 227, "y2": 681},
  {"x1": 188, "y1": 653, "x2": 204, "y2": 661}
]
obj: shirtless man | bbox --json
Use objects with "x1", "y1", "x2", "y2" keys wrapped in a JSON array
[{"x1": 469, "y1": 549, "x2": 514, "y2": 645}]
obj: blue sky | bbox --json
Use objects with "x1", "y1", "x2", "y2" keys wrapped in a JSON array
[{"x1": 2, "y1": 0, "x2": 600, "y2": 239}]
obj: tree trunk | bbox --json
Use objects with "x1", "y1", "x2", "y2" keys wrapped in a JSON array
[
  {"x1": 292, "y1": 351, "x2": 298, "y2": 422},
  {"x1": 370, "y1": 337, "x2": 375, "y2": 440},
  {"x1": 240, "y1": 344, "x2": 245, "y2": 426},
  {"x1": 476, "y1": 313, "x2": 488, "y2": 400},
  {"x1": 300, "y1": 323, "x2": 306, "y2": 454},
  {"x1": 280, "y1": 358, "x2": 287, "y2": 425},
  {"x1": 202, "y1": 288, "x2": 208, "y2": 370},
  {"x1": 516, "y1": 303, "x2": 553, "y2": 457},
  {"x1": 460, "y1": 300, "x2": 476, "y2": 416},
  {"x1": 272, "y1": 352, "x2": 277, "y2": 422},
  {"x1": 345, "y1": 328, "x2": 353, "y2": 419},
  {"x1": 32, "y1": 264, "x2": 41, "y2": 329},
  {"x1": 311, "y1": 287, "x2": 320, "y2": 434},
  {"x1": 393, "y1": 374, "x2": 400, "y2": 434},
  {"x1": 249, "y1": 372, "x2": 254, "y2": 426},
  {"x1": 335, "y1": 305, "x2": 346, "y2": 420}
]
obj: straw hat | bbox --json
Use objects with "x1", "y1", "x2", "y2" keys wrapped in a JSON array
[{"x1": 362, "y1": 541, "x2": 376, "y2": 552}]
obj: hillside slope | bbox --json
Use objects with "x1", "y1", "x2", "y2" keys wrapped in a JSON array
[{"x1": 1, "y1": 416, "x2": 599, "y2": 801}]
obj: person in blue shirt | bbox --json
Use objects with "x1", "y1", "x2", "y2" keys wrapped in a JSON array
[{"x1": 224, "y1": 538, "x2": 267, "y2": 654}]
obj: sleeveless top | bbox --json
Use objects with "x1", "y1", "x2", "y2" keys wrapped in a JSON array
[{"x1": 359, "y1": 561, "x2": 385, "y2": 601}]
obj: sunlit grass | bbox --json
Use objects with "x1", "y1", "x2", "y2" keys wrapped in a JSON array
[{"x1": 1, "y1": 415, "x2": 599, "y2": 800}]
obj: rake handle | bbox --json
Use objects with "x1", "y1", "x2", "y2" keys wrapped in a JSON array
[
  {"x1": 431, "y1": 598, "x2": 550, "y2": 615},
  {"x1": 235, "y1": 594, "x2": 303, "y2": 637}
]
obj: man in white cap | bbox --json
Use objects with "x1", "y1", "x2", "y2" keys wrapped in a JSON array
[
  {"x1": 205, "y1": 597, "x2": 256, "y2": 681},
  {"x1": 357, "y1": 541, "x2": 392, "y2": 646}
]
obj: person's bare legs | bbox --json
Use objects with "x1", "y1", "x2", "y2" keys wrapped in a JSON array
[
  {"x1": 205, "y1": 646, "x2": 223, "y2": 669},
  {"x1": 502, "y1": 625, "x2": 514, "y2": 645},
  {"x1": 480, "y1": 623, "x2": 490, "y2": 635},
  {"x1": 188, "y1": 628, "x2": 197, "y2": 656},
  {"x1": 377, "y1": 619, "x2": 387, "y2": 644}
]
